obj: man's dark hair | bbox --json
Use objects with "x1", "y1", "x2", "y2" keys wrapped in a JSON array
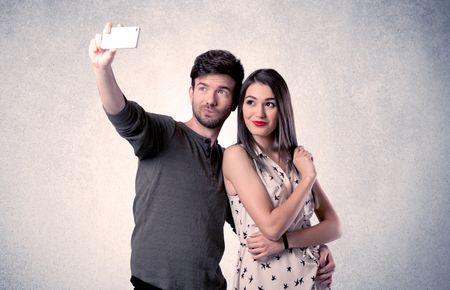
[{"x1": 190, "y1": 50, "x2": 244, "y2": 111}]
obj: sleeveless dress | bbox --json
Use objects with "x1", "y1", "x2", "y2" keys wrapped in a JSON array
[{"x1": 228, "y1": 146, "x2": 323, "y2": 290}]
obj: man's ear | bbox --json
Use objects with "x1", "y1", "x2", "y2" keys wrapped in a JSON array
[{"x1": 189, "y1": 86, "x2": 194, "y2": 101}]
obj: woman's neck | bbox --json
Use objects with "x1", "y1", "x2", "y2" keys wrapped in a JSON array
[
  {"x1": 254, "y1": 135, "x2": 289, "y2": 173},
  {"x1": 253, "y1": 135, "x2": 274, "y2": 153}
]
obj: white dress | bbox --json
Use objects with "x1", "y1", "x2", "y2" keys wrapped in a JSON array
[{"x1": 228, "y1": 146, "x2": 323, "y2": 290}]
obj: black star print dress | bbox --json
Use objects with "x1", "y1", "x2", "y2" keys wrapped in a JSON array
[{"x1": 228, "y1": 146, "x2": 324, "y2": 290}]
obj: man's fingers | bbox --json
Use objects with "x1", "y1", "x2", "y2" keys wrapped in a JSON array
[
  {"x1": 95, "y1": 34, "x2": 102, "y2": 49},
  {"x1": 318, "y1": 248, "x2": 327, "y2": 267},
  {"x1": 316, "y1": 269, "x2": 333, "y2": 287},
  {"x1": 89, "y1": 38, "x2": 97, "y2": 56},
  {"x1": 103, "y1": 22, "x2": 112, "y2": 34}
]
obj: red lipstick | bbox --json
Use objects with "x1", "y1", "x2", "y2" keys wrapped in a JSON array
[{"x1": 252, "y1": 121, "x2": 267, "y2": 127}]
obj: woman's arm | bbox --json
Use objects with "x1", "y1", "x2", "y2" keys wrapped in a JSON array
[
  {"x1": 286, "y1": 180, "x2": 341, "y2": 247},
  {"x1": 246, "y1": 180, "x2": 341, "y2": 259},
  {"x1": 223, "y1": 145, "x2": 316, "y2": 241}
]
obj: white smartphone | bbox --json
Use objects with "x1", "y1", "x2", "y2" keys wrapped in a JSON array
[{"x1": 100, "y1": 26, "x2": 140, "y2": 49}]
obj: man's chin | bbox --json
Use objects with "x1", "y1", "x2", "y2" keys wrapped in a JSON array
[
  {"x1": 203, "y1": 121, "x2": 223, "y2": 129},
  {"x1": 199, "y1": 117, "x2": 225, "y2": 129},
  {"x1": 193, "y1": 109, "x2": 229, "y2": 129}
]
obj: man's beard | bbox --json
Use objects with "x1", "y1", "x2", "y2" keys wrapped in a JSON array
[{"x1": 192, "y1": 105, "x2": 230, "y2": 129}]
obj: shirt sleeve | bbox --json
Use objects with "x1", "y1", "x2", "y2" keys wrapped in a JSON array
[{"x1": 105, "y1": 97, "x2": 176, "y2": 159}]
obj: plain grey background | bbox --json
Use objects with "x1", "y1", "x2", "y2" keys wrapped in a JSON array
[{"x1": 1, "y1": 1, "x2": 449, "y2": 289}]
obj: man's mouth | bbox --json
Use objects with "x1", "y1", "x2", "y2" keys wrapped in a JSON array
[{"x1": 202, "y1": 106, "x2": 216, "y2": 114}]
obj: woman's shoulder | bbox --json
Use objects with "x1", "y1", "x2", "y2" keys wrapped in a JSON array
[
  {"x1": 224, "y1": 144, "x2": 247, "y2": 154},
  {"x1": 225, "y1": 143, "x2": 244, "y2": 151},
  {"x1": 223, "y1": 144, "x2": 256, "y2": 177},
  {"x1": 224, "y1": 144, "x2": 250, "y2": 161}
]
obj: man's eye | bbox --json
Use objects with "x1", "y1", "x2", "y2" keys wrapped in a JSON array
[{"x1": 218, "y1": 89, "x2": 229, "y2": 96}]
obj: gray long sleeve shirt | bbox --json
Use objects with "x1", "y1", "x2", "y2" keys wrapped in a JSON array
[{"x1": 106, "y1": 99, "x2": 230, "y2": 289}]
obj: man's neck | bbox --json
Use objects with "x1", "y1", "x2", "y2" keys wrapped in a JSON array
[{"x1": 185, "y1": 117, "x2": 221, "y2": 145}]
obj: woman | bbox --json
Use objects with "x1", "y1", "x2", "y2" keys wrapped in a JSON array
[{"x1": 223, "y1": 69, "x2": 341, "y2": 290}]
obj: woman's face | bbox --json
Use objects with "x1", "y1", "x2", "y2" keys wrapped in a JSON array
[{"x1": 242, "y1": 82, "x2": 278, "y2": 140}]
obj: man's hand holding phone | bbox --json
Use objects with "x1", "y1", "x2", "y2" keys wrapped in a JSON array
[
  {"x1": 88, "y1": 22, "x2": 137, "y2": 114},
  {"x1": 89, "y1": 22, "x2": 140, "y2": 70},
  {"x1": 101, "y1": 25, "x2": 140, "y2": 49}
]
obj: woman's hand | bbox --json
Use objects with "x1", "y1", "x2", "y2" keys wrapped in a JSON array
[
  {"x1": 293, "y1": 146, "x2": 316, "y2": 180},
  {"x1": 246, "y1": 231, "x2": 284, "y2": 260}
]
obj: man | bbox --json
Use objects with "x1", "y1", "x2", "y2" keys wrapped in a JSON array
[{"x1": 89, "y1": 22, "x2": 335, "y2": 289}]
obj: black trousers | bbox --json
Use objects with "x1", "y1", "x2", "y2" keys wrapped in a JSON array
[{"x1": 130, "y1": 276, "x2": 163, "y2": 290}]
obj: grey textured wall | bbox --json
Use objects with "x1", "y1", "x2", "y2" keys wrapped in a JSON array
[{"x1": 1, "y1": 1, "x2": 449, "y2": 289}]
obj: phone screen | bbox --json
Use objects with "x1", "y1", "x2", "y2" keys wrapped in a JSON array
[{"x1": 101, "y1": 27, "x2": 140, "y2": 49}]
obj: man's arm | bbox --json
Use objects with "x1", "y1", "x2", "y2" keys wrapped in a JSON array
[
  {"x1": 89, "y1": 22, "x2": 176, "y2": 160},
  {"x1": 88, "y1": 22, "x2": 125, "y2": 114}
]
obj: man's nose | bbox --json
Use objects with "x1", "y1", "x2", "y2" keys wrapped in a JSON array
[{"x1": 205, "y1": 90, "x2": 217, "y2": 106}]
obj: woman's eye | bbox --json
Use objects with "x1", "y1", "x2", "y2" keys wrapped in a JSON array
[
  {"x1": 245, "y1": 100, "x2": 254, "y2": 105},
  {"x1": 266, "y1": 102, "x2": 276, "y2": 108}
]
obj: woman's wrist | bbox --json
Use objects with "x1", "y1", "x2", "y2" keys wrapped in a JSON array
[
  {"x1": 282, "y1": 233, "x2": 290, "y2": 250},
  {"x1": 300, "y1": 175, "x2": 316, "y2": 186}
]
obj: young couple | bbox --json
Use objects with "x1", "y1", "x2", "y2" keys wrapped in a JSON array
[{"x1": 89, "y1": 23, "x2": 341, "y2": 290}]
